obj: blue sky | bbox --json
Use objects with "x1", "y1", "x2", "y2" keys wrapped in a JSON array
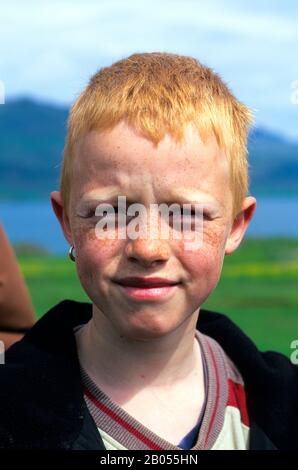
[{"x1": 0, "y1": 0, "x2": 297, "y2": 139}]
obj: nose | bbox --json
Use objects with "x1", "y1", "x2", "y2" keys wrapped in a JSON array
[
  {"x1": 123, "y1": 206, "x2": 173, "y2": 267},
  {"x1": 125, "y1": 237, "x2": 171, "y2": 268}
]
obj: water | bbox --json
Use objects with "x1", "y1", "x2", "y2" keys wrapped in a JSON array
[
  {"x1": 0, "y1": 198, "x2": 297, "y2": 254},
  {"x1": 0, "y1": 200, "x2": 68, "y2": 254}
]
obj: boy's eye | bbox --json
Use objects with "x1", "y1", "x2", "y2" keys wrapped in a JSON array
[
  {"x1": 83, "y1": 206, "x2": 119, "y2": 218},
  {"x1": 170, "y1": 208, "x2": 211, "y2": 220}
]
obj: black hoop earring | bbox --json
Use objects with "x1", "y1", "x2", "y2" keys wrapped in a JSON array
[{"x1": 68, "y1": 245, "x2": 76, "y2": 262}]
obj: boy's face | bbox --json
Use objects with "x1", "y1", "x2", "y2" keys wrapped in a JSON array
[{"x1": 51, "y1": 120, "x2": 256, "y2": 339}]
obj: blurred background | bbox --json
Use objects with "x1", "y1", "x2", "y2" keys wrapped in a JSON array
[{"x1": 0, "y1": 0, "x2": 297, "y2": 354}]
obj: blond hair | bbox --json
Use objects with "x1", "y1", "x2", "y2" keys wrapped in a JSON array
[{"x1": 61, "y1": 52, "x2": 253, "y2": 217}]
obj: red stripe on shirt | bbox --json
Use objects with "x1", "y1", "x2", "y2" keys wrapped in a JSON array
[
  {"x1": 227, "y1": 379, "x2": 250, "y2": 427},
  {"x1": 84, "y1": 386, "x2": 163, "y2": 450},
  {"x1": 204, "y1": 341, "x2": 220, "y2": 446}
]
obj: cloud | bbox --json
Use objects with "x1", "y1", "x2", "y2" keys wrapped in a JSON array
[{"x1": 0, "y1": 0, "x2": 297, "y2": 138}]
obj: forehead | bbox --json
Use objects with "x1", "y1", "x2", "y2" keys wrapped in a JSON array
[{"x1": 71, "y1": 121, "x2": 231, "y2": 207}]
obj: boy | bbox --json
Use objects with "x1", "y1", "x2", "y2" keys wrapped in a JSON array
[{"x1": 0, "y1": 52, "x2": 297, "y2": 451}]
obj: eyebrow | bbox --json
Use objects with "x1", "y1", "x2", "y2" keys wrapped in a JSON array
[
  {"x1": 79, "y1": 187, "x2": 221, "y2": 208},
  {"x1": 166, "y1": 188, "x2": 222, "y2": 208},
  {"x1": 80, "y1": 187, "x2": 120, "y2": 201}
]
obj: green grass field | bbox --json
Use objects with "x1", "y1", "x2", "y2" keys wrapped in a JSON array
[{"x1": 16, "y1": 238, "x2": 298, "y2": 357}]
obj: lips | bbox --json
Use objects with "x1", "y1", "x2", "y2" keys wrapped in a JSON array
[
  {"x1": 113, "y1": 276, "x2": 179, "y2": 287},
  {"x1": 113, "y1": 277, "x2": 180, "y2": 301}
]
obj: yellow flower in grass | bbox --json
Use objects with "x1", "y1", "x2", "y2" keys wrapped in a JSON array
[{"x1": 224, "y1": 262, "x2": 298, "y2": 278}]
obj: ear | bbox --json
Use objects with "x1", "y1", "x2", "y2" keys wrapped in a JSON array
[
  {"x1": 50, "y1": 191, "x2": 73, "y2": 246},
  {"x1": 225, "y1": 196, "x2": 256, "y2": 255}
]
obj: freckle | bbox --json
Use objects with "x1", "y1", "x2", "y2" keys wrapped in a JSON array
[
  {"x1": 87, "y1": 231, "x2": 97, "y2": 241},
  {"x1": 158, "y1": 246, "x2": 170, "y2": 258}
]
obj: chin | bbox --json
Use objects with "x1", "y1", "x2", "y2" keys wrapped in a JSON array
[{"x1": 111, "y1": 311, "x2": 182, "y2": 340}]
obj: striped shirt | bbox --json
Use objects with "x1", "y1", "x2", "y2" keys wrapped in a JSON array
[{"x1": 78, "y1": 330, "x2": 250, "y2": 450}]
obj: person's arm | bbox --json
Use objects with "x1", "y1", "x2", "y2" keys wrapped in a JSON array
[{"x1": 0, "y1": 224, "x2": 36, "y2": 348}]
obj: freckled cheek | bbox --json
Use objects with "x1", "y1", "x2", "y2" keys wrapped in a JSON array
[
  {"x1": 179, "y1": 228, "x2": 226, "y2": 283},
  {"x1": 182, "y1": 249, "x2": 222, "y2": 280},
  {"x1": 72, "y1": 226, "x2": 121, "y2": 278}
]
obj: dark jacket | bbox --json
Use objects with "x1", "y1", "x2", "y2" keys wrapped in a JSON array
[{"x1": 0, "y1": 300, "x2": 297, "y2": 450}]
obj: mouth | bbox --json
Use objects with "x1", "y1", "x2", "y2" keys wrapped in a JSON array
[{"x1": 112, "y1": 277, "x2": 181, "y2": 301}]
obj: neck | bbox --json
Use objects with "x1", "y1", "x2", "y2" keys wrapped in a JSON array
[{"x1": 75, "y1": 304, "x2": 203, "y2": 395}]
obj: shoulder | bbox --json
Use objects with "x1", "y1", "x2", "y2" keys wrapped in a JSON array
[
  {"x1": 0, "y1": 300, "x2": 92, "y2": 448},
  {"x1": 198, "y1": 307, "x2": 298, "y2": 449},
  {"x1": 198, "y1": 307, "x2": 297, "y2": 377}
]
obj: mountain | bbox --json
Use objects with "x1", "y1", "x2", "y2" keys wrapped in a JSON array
[
  {"x1": 0, "y1": 97, "x2": 67, "y2": 199},
  {"x1": 248, "y1": 128, "x2": 298, "y2": 195},
  {"x1": 0, "y1": 97, "x2": 297, "y2": 199}
]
